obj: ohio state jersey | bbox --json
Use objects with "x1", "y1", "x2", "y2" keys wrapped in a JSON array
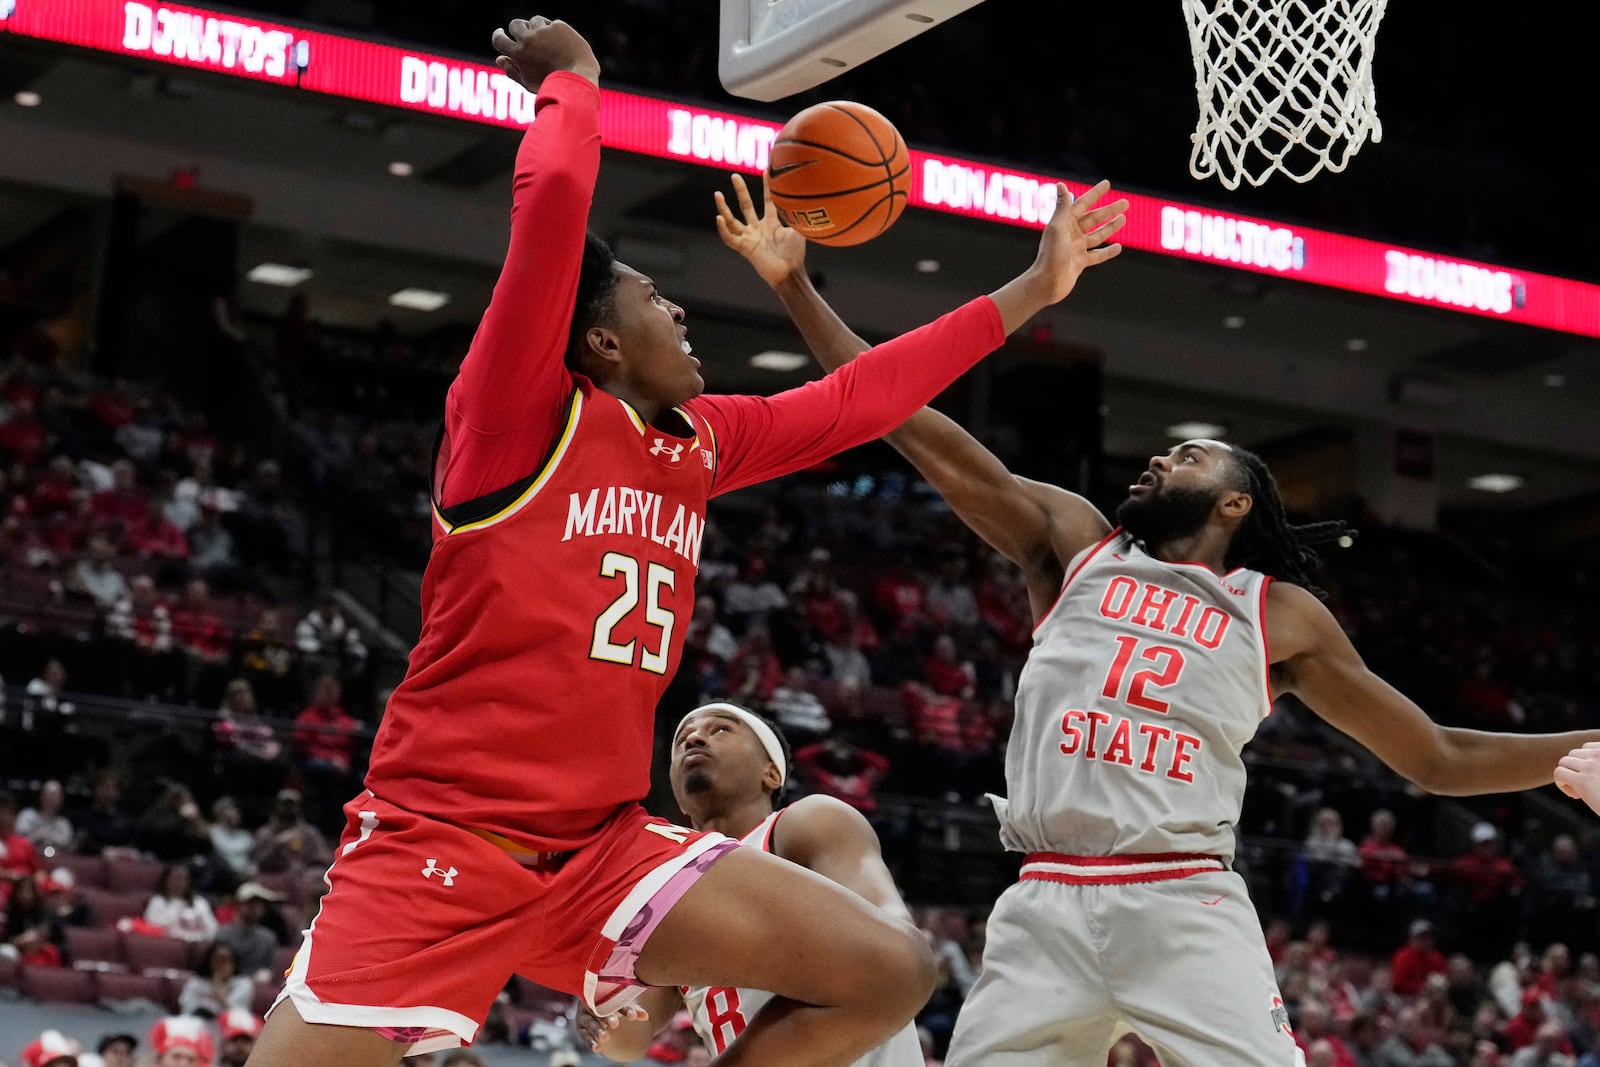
[
  {"x1": 997, "y1": 529, "x2": 1273, "y2": 859},
  {"x1": 682, "y1": 812, "x2": 923, "y2": 1067}
]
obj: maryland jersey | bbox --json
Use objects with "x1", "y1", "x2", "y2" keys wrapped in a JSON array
[
  {"x1": 682, "y1": 812, "x2": 924, "y2": 1067},
  {"x1": 997, "y1": 530, "x2": 1273, "y2": 860},
  {"x1": 366, "y1": 378, "x2": 717, "y2": 852}
]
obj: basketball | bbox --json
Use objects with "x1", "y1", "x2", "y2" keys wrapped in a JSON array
[{"x1": 766, "y1": 101, "x2": 911, "y2": 247}]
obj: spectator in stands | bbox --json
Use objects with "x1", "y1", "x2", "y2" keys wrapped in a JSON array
[
  {"x1": 156, "y1": 467, "x2": 201, "y2": 533},
  {"x1": 292, "y1": 673, "x2": 360, "y2": 819},
  {"x1": 0, "y1": 871, "x2": 58, "y2": 966},
  {"x1": 767, "y1": 666, "x2": 831, "y2": 747},
  {"x1": 1507, "y1": 988, "x2": 1555, "y2": 1050},
  {"x1": 873, "y1": 554, "x2": 929, "y2": 632},
  {"x1": 240, "y1": 608, "x2": 298, "y2": 713},
  {"x1": 96, "y1": 1032, "x2": 139, "y2": 1067},
  {"x1": 41, "y1": 866, "x2": 91, "y2": 940},
  {"x1": 108, "y1": 573, "x2": 180, "y2": 700},
  {"x1": 212, "y1": 679, "x2": 286, "y2": 819},
  {"x1": 722, "y1": 556, "x2": 788, "y2": 623},
  {"x1": 1529, "y1": 835, "x2": 1596, "y2": 951},
  {"x1": 1374, "y1": 1004, "x2": 1457, "y2": 1067},
  {"x1": 178, "y1": 940, "x2": 253, "y2": 1018},
  {"x1": 1295, "y1": 1001, "x2": 1358, "y2": 1067},
  {"x1": 1448, "y1": 953, "x2": 1492, "y2": 1018},
  {"x1": 17, "y1": 1029, "x2": 80, "y2": 1067},
  {"x1": 127, "y1": 497, "x2": 191, "y2": 580},
  {"x1": 293, "y1": 594, "x2": 367, "y2": 686},
  {"x1": 1294, "y1": 807, "x2": 1361, "y2": 923},
  {"x1": 725, "y1": 623, "x2": 782, "y2": 705},
  {"x1": 1360, "y1": 808, "x2": 1431, "y2": 941},
  {"x1": 925, "y1": 554, "x2": 978, "y2": 630},
  {"x1": 187, "y1": 499, "x2": 240, "y2": 587},
  {"x1": 1394, "y1": 919, "x2": 1450, "y2": 996},
  {"x1": 148, "y1": 1015, "x2": 216, "y2": 1067},
  {"x1": 30, "y1": 454, "x2": 83, "y2": 522},
  {"x1": 794, "y1": 733, "x2": 891, "y2": 815},
  {"x1": 216, "y1": 1009, "x2": 263, "y2": 1067},
  {"x1": 206, "y1": 797, "x2": 254, "y2": 886},
  {"x1": 250, "y1": 788, "x2": 330, "y2": 889},
  {"x1": 215, "y1": 880, "x2": 284, "y2": 983},
  {"x1": 967, "y1": 635, "x2": 1015, "y2": 702},
  {"x1": 0, "y1": 791, "x2": 43, "y2": 900},
  {"x1": 136, "y1": 784, "x2": 212, "y2": 864},
  {"x1": 237, "y1": 458, "x2": 309, "y2": 569},
  {"x1": 1455, "y1": 821, "x2": 1525, "y2": 960},
  {"x1": 22, "y1": 659, "x2": 75, "y2": 729},
  {"x1": 72, "y1": 771, "x2": 135, "y2": 857},
  {"x1": 172, "y1": 577, "x2": 231, "y2": 707},
  {"x1": 67, "y1": 534, "x2": 130, "y2": 610},
  {"x1": 144, "y1": 862, "x2": 218, "y2": 943},
  {"x1": 16, "y1": 780, "x2": 73, "y2": 856},
  {"x1": 678, "y1": 594, "x2": 737, "y2": 698},
  {"x1": 1511, "y1": 1021, "x2": 1577, "y2": 1067},
  {"x1": 90, "y1": 458, "x2": 145, "y2": 531},
  {"x1": 922, "y1": 633, "x2": 975, "y2": 699}
]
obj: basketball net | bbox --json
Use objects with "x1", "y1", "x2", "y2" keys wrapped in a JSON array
[{"x1": 1183, "y1": 0, "x2": 1388, "y2": 189}]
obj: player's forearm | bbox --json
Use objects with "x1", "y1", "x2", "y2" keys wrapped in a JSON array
[
  {"x1": 451, "y1": 71, "x2": 599, "y2": 435},
  {"x1": 770, "y1": 270, "x2": 869, "y2": 373},
  {"x1": 1429, "y1": 727, "x2": 1600, "y2": 796}
]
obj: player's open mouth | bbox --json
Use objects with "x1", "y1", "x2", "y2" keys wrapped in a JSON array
[{"x1": 1129, "y1": 471, "x2": 1158, "y2": 493}]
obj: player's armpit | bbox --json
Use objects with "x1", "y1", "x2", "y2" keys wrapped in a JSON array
[
  {"x1": 1271, "y1": 582, "x2": 1600, "y2": 796},
  {"x1": 771, "y1": 796, "x2": 910, "y2": 921}
]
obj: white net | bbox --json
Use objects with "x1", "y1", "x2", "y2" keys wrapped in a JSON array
[{"x1": 1183, "y1": 0, "x2": 1388, "y2": 189}]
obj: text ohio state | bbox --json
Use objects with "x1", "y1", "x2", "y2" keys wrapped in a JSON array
[{"x1": 1059, "y1": 578, "x2": 1233, "y2": 784}]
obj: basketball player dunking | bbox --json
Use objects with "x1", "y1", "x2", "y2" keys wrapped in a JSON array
[
  {"x1": 574, "y1": 703, "x2": 922, "y2": 1067},
  {"x1": 246, "y1": 17, "x2": 1129, "y2": 1067},
  {"x1": 716, "y1": 173, "x2": 1600, "y2": 1067}
]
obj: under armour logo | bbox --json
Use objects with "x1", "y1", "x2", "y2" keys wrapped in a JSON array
[
  {"x1": 650, "y1": 438, "x2": 684, "y2": 462},
  {"x1": 421, "y1": 859, "x2": 458, "y2": 886}
]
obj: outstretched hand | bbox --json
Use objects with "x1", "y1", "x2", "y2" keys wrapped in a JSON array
[
  {"x1": 1556, "y1": 741, "x2": 1600, "y2": 816},
  {"x1": 1026, "y1": 180, "x2": 1129, "y2": 306},
  {"x1": 492, "y1": 16, "x2": 601, "y2": 92},
  {"x1": 715, "y1": 172, "x2": 808, "y2": 288}
]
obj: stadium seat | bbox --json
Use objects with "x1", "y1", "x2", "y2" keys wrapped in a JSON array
[
  {"x1": 79, "y1": 887, "x2": 151, "y2": 926},
  {"x1": 20, "y1": 965, "x2": 96, "y2": 1004},
  {"x1": 0, "y1": 955, "x2": 18, "y2": 991},
  {"x1": 64, "y1": 926, "x2": 124, "y2": 967},
  {"x1": 252, "y1": 979, "x2": 282, "y2": 1017},
  {"x1": 123, "y1": 934, "x2": 195, "y2": 975},
  {"x1": 94, "y1": 970, "x2": 170, "y2": 1010},
  {"x1": 105, "y1": 858, "x2": 166, "y2": 894},
  {"x1": 53, "y1": 853, "x2": 109, "y2": 888}
]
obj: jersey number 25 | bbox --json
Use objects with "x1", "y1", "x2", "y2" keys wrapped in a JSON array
[{"x1": 589, "y1": 551, "x2": 676, "y2": 675}]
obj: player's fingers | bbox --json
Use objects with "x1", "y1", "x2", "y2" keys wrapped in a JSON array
[
  {"x1": 1089, "y1": 243, "x2": 1124, "y2": 264},
  {"x1": 620, "y1": 1005, "x2": 650, "y2": 1021},
  {"x1": 761, "y1": 174, "x2": 776, "y2": 213},
  {"x1": 1080, "y1": 199, "x2": 1129, "y2": 231},
  {"x1": 731, "y1": 173, "x2": 759, "y2": 222},
  {"x1": 1085, "y1": 213, "x2": 1128, "y2": 244},
  {"x1": 1073, "y1": 179, "x2": 1112, "y2": 212},
  {"x1": 713, "y1": 190, "x2": 739, "y2": 228},
  {"x1": 1584, "y1": 741, "x2": 1600, "y2": 751},
  {"x1": 492, "y1": 28, "x2": 517, "y2": 55}
]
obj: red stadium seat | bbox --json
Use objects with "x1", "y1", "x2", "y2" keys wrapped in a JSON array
[
  {"x1": 105, "y1": 858, "x2": 166, "y2": 894},
  {"x1": 53, "y1": 853, "x2": 110, "y2": 889},
  {"x1": 252, "y1": 979, "x2": 282, "y2": 1017},
  {"x1": 94, "y1": 970, "x2": 171, "y2": 1009},
  {"x1": 78, "y1": 887, "x2": 151, "y2": 927},
  {"x1": 0, "y1": 955, "x2": 19, "y2": 991},
  {"x1": 20, "y1": 965, "x2": 96, "y2": 1004},
  {"x1": 123, "y1": 933, "x2": 195, "y2": 976},
  {"x1": 64, "y1": 926, "x2": 124, "y2": 967}
]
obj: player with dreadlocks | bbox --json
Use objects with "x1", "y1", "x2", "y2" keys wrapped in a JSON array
[{"x1": 714, "y1": 171, "x2": 1600, "y2": 1067}]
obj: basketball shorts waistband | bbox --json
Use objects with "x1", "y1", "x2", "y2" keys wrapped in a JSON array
[{"x1": 1020, "y1": 852, "x2": 1227, "y2": 886}]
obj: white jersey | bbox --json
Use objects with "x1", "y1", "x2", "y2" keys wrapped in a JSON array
[
  {"x1": 682, "y1": 811, "x2": 923, "y2": 1067},
  {"x1": 996, "y1": 529, "x2": 1273, "y2": 860}
]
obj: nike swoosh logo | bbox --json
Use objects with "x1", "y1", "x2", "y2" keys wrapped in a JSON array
[
  {"x1": 1201, "y1": 895, "x2": 1225, "y2": 906},
  {"x1": 768, "y1": 160, "x2": 816, "y2": 179}
]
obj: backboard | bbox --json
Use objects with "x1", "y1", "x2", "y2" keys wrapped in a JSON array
[{"x1": 719, "y1": 0, "x2": 987, "y2": 102}]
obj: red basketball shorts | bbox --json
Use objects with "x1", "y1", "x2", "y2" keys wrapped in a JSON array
[{"x1": 272, "y1": 790, "x2": 737, "y2": 1054}]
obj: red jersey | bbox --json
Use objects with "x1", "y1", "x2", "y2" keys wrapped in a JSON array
[{"x1": 364, "y1": 72, "x2": 1006, "y2": 851}]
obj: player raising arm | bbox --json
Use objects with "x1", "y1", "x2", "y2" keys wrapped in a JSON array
[
  {"x1": 575, "y1": 703, "x2": 922, "y2": 1067},
  {"x1": 247, "y1": 17, "x2": 1127, "y2": 1067},
  {"x1": 717, "y1": 171, "x2": 1600, "y2": 1067}
]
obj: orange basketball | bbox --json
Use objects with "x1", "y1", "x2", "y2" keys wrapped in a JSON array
[{"x1": 766, "y1": 101, "x2": 910, "y2": 247}]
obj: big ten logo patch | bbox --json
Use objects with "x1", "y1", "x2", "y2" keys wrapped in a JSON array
[{"x1": 1270, "y1": 995, "x2": 1292, "y2": 1035}]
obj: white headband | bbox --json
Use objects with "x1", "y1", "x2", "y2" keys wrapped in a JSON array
[{"x1": 677, "y1": 702, "x2": 787, "y2": 786}]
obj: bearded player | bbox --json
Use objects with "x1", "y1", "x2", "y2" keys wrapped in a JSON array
[
  {"x1": 574, "y1": 703, "x2": 922, "y2": 1067},
  {"x1": 715, "y1": 172, "x2": 1600, "y2": 1067},
  {"x1": 248, "y1": 15, "x2": 1128, "y2": 1067}
]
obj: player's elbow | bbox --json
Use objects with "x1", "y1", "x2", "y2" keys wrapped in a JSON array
[
  {"x1": 870, "y1": 919, "x2": 939, "y2": 1020},
  {"x1": 1406, "y1": 728, "x2": 1471, "y2": 796}
]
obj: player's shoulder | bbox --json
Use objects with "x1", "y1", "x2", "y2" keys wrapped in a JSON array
[
  {"x1": 1263, "y1": 579, "x2": 1342, "y2": 662},
  {"x1": 771, "y1": 795, "x2": 879, "y2": 861},
  {"x1": 1018, "y1": 478, "x2": 1112, "y2": 563}
]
